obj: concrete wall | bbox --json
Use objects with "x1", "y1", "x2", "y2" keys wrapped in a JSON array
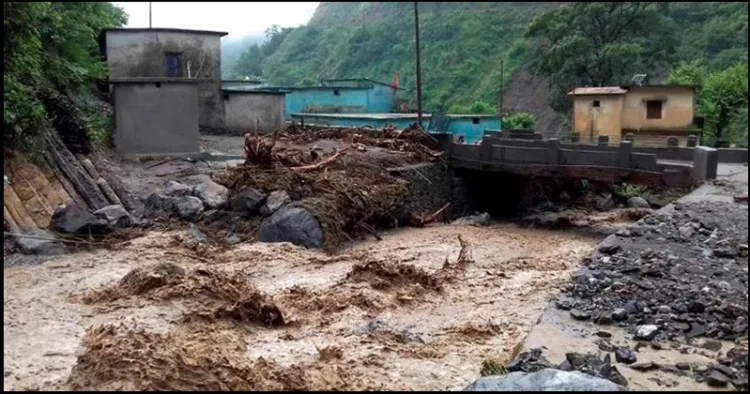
[
  {"x1": 113, "y1": 81, "x2": 200, "y2": 155},
  {"x1": 223, "y1": 92, "x2": 285, "y2": 134},
  {"x1": 285, "y1": 85, "x2": 397, "y2": 118},
  {"x1": 104, "y1": 30, "x2": 224, "y2": 129},
  {"x1": 446, "y1": 117, "x2": 502, "y2": 144},
  {"x1": 572, "y1": 95, "x2": 624, "y2": 140},
  {"x1": 621, "y1": 86, "x2": 695, "y2": 131},
  {"x1": 286, "y1": 88, "x2": 369, "y2": 117},
  {"x1": 366, "y1": 84, "x2": 398, "y2": 113}
]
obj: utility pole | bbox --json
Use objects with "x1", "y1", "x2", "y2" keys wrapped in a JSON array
[
  {"x1": 149, "y1": 2, "x2": 153, "y2": 28},
  {"x1": 499, "y1": 59, "x2": 504, "y2": 116},
  {"x1": 414, "y1": 2, "x2": 423, "y2": 127}
]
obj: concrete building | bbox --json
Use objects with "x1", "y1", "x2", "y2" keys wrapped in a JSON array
[
  {"x1": 569, "y1": 85, "x2": 698, "y2": 146},
  {"x1": 111, "y1": 78, "x2": 200, "y2": 155},
  {"x1": 101, "y1": 28, "x2": 227, "y2": 130},
  {"x1": 222, "y1": 89, "x2": 286, "y2": 135},
  {"x1": 285, "y1": 78, "x2": 398, "y2": 118}
]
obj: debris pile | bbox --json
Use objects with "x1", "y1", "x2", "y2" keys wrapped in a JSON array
[{"x1": 214, "y1": 124, "x2": 448, "y2": 250}]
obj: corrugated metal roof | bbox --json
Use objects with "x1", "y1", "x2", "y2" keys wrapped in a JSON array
[{"x1": 568, "y1": 87, "x2": 628, "y2": 96}]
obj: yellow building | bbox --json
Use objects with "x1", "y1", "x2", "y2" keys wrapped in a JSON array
[{"x1": 569, "y1": 85, "x2": 698, "y2": 146}]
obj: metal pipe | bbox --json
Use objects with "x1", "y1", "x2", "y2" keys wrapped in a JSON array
[
  {"x1": 414, "y1": 2, "x2": 423, "y2": 127},
  {"x1": 149, "y1": 2, "x2": 153, "y2": 28}
]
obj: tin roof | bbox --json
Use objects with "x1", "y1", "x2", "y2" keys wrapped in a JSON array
[{"x1": 568, "y1": 87, "x2": 628, "y2": 96}]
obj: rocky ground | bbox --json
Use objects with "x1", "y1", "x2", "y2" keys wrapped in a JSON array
[{"x1": 504, "y1": 165, "x2": 749, "y2": 392}]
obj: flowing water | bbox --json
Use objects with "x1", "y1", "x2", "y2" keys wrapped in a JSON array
[{"x1": 4, "y1": 222, "x2": 602, "y2": 390}]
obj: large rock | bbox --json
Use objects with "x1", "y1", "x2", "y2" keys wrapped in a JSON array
[
  {"x1": 164, "y1": 180, "x2": 192, "y2": 197},
  {"x1": 143, "y1": 192, "x2": 174, "y2": 213},
  {"x1": 50, "y1": 204, "x2": 112, "y2": 235},
  {"x1": 173, "y1": 196, "x2": 204, "y2": 222},
  {"x1": 230, "y1": 187, "x2": 267, "y2": 217},
  {"x1": 260, "y1": 190, "x2": 291, "y2": 216},
  {"x1": 258, "y1": 205, "x2": 323, "y2": 249},
  {"x1": 93, "y1": 205, "x2": 133, "y2": 227},
  {"x1": 192, "y1": 180, "x2": 229, "y2": 209},
  {"x1": 464, "y1": 369, "x2": 626, "y2": 391},
  {"x1": 15, "y1": 229, "x2": 65, "y2": 256},
  {"x1": 627, "y1": 197, "x2": 650, "y2": 208},
  {"x1": 451, "y1": 212, "x2": 491, "y2": 226}
]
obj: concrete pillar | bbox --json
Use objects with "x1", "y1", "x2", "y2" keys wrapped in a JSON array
[
  {"x1": 597, "y1": 135, "x2": 609, "y2": 147},
  {"x1": 548, "y1": 138, "x2": 560, "y2": 165},
  {"x1": 687, "y1": 135, "x2": 698, "y2": 147},
  {"x1": 571, "y1": 132, "x2": 580, "y2": 143},
  {"x1": 667, "y1": 136, "x2": 679, "y2": 147},
  {"x1": 624, "y1": 133, "x2": 635, "y2": 143},
  {"x1": 480, "y1": 135, "x2": 493, "y2": 161},
  {"x1": 693, "y1": 146, "x2": 719, "y2": 182},
  {"x1": 617, "y1": 141, "x2": 633, "y2": 168}
]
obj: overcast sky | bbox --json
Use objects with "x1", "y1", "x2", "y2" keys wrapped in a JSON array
[{"x1": 112, "y1": 2, "x2": 319, "y2": 38}]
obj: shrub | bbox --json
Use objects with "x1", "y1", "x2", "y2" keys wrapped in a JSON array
[{"x1": 502, "y1": 112, "x2": 536, "y2": 130}]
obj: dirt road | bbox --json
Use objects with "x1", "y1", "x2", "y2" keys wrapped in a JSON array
[{"x1": 4, "y1": 222, "x2": 600, "y2": 390}]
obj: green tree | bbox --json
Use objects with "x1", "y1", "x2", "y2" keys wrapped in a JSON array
[
  {"x1": 525, "y1": 2, "x2": 676, "y2": 112},
  {"x1": 700, "y1": 64, "x2": 748, "y2": 145},
  {"x1": 3, "y1": 2, "x2": 126, "y2": 149}
]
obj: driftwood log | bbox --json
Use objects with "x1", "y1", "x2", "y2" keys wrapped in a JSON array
[{"x1": 43, "y1": 132, "x2": 108, "y2": 210}]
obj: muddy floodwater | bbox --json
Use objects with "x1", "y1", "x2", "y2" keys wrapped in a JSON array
[{"x1": 4, "y1": 222, "x2": 602, "y2": 390}]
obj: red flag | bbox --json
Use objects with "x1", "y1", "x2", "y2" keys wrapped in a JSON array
[{"x1": 393, "y1": 74, "x2": 400, "y2": 90}]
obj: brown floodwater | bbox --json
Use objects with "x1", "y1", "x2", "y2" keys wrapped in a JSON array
[{"x1": 4, "y1": 221, "x2": 601, "y2": 391}]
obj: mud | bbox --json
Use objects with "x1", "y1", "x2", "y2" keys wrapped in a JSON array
[{"x1": 4, "y1": 221, "x2": 601, "y2": 391}]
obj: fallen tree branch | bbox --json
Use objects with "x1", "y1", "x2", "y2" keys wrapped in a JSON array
[
  {"x1": 410, "y1": 202, "x2": 453, "y2": 227},
  {"x1": 290, "y1": 147, "x2": 351, "y2": 172},
  {"x1": 356, "y1": 222, "x2": 382, "y2": 241}
]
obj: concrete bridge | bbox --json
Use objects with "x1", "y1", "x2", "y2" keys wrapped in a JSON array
[{"x1": 432, "y1": 132, "x2": 747, "y2": 188}]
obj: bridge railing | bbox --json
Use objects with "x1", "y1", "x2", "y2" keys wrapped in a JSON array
[{"x1": 438, "y1": 134, "x2": 720, "y2": 187}]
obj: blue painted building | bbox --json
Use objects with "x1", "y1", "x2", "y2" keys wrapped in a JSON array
[{"x1": 283, "y1": 78, "x2": 398, "y2": 118}]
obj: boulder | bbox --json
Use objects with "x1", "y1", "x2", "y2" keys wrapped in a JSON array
[
  {"x1": 173, "y1": 196, "x2": 204, "y2": 222},
  {"x1": 15, "y1": 229, "x2": 65, "y2": 256},
  {"x1": 50, "y1": 204, "x2": 112, "y2": 235},
  {"x1": 230, "y1": 187, "x2": 267, "y2": 217},
  {"x1": 595, "y1": 194, "x2": 615, "y2": 211},
  {"x1": 164, "y1": 180, "x2": 192, "y2": 197},
  {"x1": 260, "y1": 190, "x2": 291, "y2": 216},
  {"x1": 627, "y1": 196, "x2": 650, "y2": 208},
  {"x1": 463, "y1": 369, "x2": 626, "y2": 391},
  {"x1": 93, "y1": 205, "x2": 133, "y2": 227},
  {"x1": 451, "y1": 212, "x2": 491, "y2": 226},
  {"x1": 192, "y1": 180, "x2": 229, "y2": 209},
  {"x1": 143, "y1": 192, "x2": 174, "y2": 213},
  {"x1": 258, "y1": 205, "x2": 323, "y2": 249}
]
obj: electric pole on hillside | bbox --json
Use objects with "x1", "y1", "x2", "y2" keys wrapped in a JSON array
[
  {"x1": 149, "y1": 2, "x2": 153, "y2": 28},
  {"x1": 414, "y1": 2, "x2": 423, "y2": 127}
]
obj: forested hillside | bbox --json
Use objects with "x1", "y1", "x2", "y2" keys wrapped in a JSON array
[
  {"x1": 3, "y1": 2, "x2": 126, "y2": 151},
  {"x1": 228, "y1": 2, "x2": 747, "y2": 141}
]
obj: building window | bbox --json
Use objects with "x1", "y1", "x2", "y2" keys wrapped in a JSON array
[
  {"x1": 592, "y1": 100, "x2": 600, "y2": 108},
  {"x1": 646, "y1": 100, "x2": 662, "y2": 119},
  {"x1": 472, "y1": 117, "x2": 480, "y2": 124},
  {"x1": 333, "y1": 89, "x2": 341, "y2": 96},
  {"x1": 166, "y1": 53, "x2": 183, "y2": 77}
]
